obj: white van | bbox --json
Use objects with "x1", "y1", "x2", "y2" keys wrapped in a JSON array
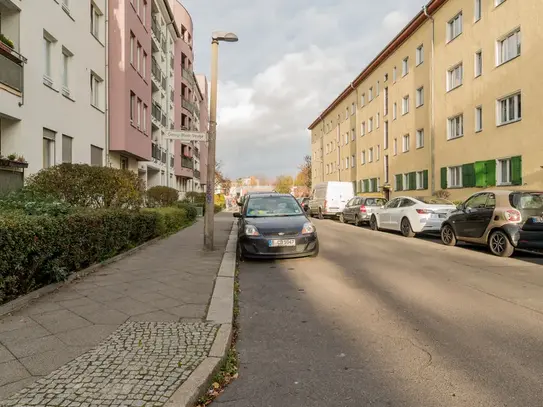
[{"x1": 308, "y1": 182, "x2": 354, "y2": 219}]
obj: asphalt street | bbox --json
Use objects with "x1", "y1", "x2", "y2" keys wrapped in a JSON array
[{"x1": 218, "y1": 218, "x2": 543, "y2": 407}]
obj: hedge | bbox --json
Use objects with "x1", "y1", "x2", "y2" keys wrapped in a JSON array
[{"x1": 0, "y1": 206, "x2": 195, "y2": 304}]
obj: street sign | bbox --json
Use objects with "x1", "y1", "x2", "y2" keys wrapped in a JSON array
[{"x1": 165, "y1": 131, "x2": 208, "y2": 142}]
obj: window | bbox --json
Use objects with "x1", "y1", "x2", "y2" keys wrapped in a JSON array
[
  {"x1": 345, "y1": 157, "x2": 349, "y2": 168},
  {"x1": 416, "y1": 45, "x2": 424, "y2": 65},
  {"x1": 416, "y1": 87, "x2": 424, "y2": 107},
  {"x1": 62, "y1": 135, "x2": 72, "y2": 163},
  {"x1": 91, "y1": 3, "x2": 101, "y2": 39},
  {"x1": 475, "y1": 51, "x2": 482, "y2": 77},
  {"x1": 351, "y1": 155, "x2": 356, "y2": 168},
  {"x1": 130, "y1": 91, "x2": 136, "y2": 122},
  {"x1": 361, "y1": 122, "x2": 366, "y2": 136},
  {"x1": 376, "y1": 145, "x2": 381, "y2": 161},
  {"x1": 402, "y1": 134, "x2": 410, "y2": 153},
  {"x1": 393, "y1": 138, "x2": 398, "y2": 156},
  {"x1": 136, "y1": 42, "x2": 142, "y2": 72},
  {"x1": 402, "y1": 57, "x2": 409, "y2": 76},
  {"x1": 447, "y1": 63, "x2": 463, "y2": 91},
  {"x1": 497, "y1": 29, "x2": 521, "y2": 65},
  {"x1": 137, "y1": 98, "x2": 142, "y2": 128},
  {"x1": 416, "y1": 171, "x2": 425, "y2": 190},
  {"x1": 344, "y1": 133, "x2": 349, "y2": 145},
  {"x1": 475, "y1": 0, "x2": 482, "y2": 22},
  {"x1": 351, "y1": 128, "x2": 355, "y2": 141},
  {"x1": 447, "y1": 12, "x2": 463, "y2": 42},
  {"x1": 384, "y1": 121, "x2": 389, "y2": 149},
  {"x1": 351, "y1": 102, "x2": 355, "y2": 115},
  {"x1": 448, "y1": 166, "x2": 463, "y2": 187},
  {"x1": 416, "y1": 129, "x2": 424, "y2": 148},
  {"x1": 368, "y1": 117, "x2": 373, "y2": 132},
  {"x1": 448, "y1": 114, "x2": 464, "y2": 139},
  {"x1": 384, "y1": 73, "x2": 388, "y2": 82},
  {"x1": 345, "y1": 108, "x2": 348, "y2": 120},
  {"x1": 43, "y1": 36, "x2": 53, "y2": 81},
  {"x1": 368, "y1": 148, "x2": 374, "y2": 163},
  {"x1": 392, "y1": 66, "x2": 397, "y2": 82},
  {"x1": 62, "y1": 48, "x2": 71, "y2": 92},
  {"x1": 376, "y1": 81, "x2": 380, "y2": 96},
  {"x1": 369, "y1": 87, "x2": 373, "y2": 101},
  {"x1": 403, "y1": 174, "x2": 410, "y2": 190},
  {"x1": 384, "y1": 87, "x2": 389, "y2": 115},
  {"x1": 475, "y1": 106, "x2": 483, "y2": 132},
  {"x1": 130, "y1": 32, "x2": 135, "y2": 65},
  {"x1": 497, "y1": 158, "x2": 512, "y2": 185},
  {"x1": 361, "y1": 93, "x2": 365, "y2": 106},
  {"x1": 43, "y1": 128, "x2": 56, "y2": 169},
  {"x1": 91, "y1": 145, "x2": 103, "y2": 167},
  {"x1": 142, "y1": 0, "x2": 147, "y2": 25},
  {"x1": 361, "y1": 150, "x2": 366, "y2": 165},
  {"x1": 143, "y1": 104, "x2": 148, "y2": 133},
  {"x1": 376, "y1": 113, "x2": 380, "y2": 129},
  {"x1": 393, "y1": 102, "x2": 397, "y2": 120},
  {"x1": 384, "y1": 155, "x2": 389, "y2": 183},
  {"x1": 402, "y1": 95, "x2": 410, "y2": 115},
  {"x1": 121, "y1": 156, "x2": 129, "y2": 170},
  {"x1": 498, "y1": 92, "x2": 521, "y2": 125},
  {"x1": 90, "y1": 73, "x2": 102, "y2": 108},
  {"x1": 142, "y1": 52, "x2": 147, "y2": 78}
]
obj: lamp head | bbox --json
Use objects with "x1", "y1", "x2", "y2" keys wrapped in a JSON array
[{"x1": 212, "y1": 31, "x2": 238, "y2": 43}]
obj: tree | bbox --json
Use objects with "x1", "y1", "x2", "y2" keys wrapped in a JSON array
[
  {"x1": 294, "y1": 155, "x2": 312, "y2": 189},
  {"x1": 215, "y1": 161, "x2": 231, "y2": 193},
  {"x1": 275, "y1": 175, "x2": 294, "y2": 194}
]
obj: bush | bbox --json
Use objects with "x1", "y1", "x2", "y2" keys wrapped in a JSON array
[
  {"x1": 25, "y1": 164, "x2": 144, "y2": 209},
  {"x1": 146, "y1": 186, "x2": 179, "y2": 207},
  {"x1": 172, "y1": 201, "x2": 198, "y2": 221},
  {"x1": 185, "y1": 191, "x2": 206, "y2": 204},
  {"x1": 0, "y1": 190, "x2": 72, "y2": 216},
  {"x1": 434, "y1": 189, "x2": 451, "y2": 200},
  {"x1": 0, "y1": 207, "x2": 192, "y2": 304}
]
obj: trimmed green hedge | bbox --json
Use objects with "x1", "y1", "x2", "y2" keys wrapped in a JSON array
[{"x1": 0, "y1": 206, "x2": 195, "y2": 304}]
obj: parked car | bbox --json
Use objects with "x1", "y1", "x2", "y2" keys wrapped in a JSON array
[
  {"x1": 234, "y1": 193, "x2": 319, "y2": 259},
  {"x1": 297, "y1": 197, "x2": 310, "y2": 212},
  {"x1": 440, "y1": 190, "x2": 543, "y2": 257},
  {"x1": 308, "y1": 181, "x2": 354, "y2": 219},
  {"x1": 370, "y1": 196, "x2": 456, "y2": 237},
  {"x1": 340, "y1": 194, "x2": 388, "y2": 226},
  {"x1": 236, "y1": 191, "x2": 275, "y2": 207}
]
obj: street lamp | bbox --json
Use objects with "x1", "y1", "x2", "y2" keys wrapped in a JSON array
[{"x1": 204, "y1": 31, "x2": 238, "y2": 251}]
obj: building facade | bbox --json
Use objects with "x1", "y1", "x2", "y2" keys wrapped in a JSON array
[
  {"x1": 0, "y1": 0, "x2": 208, "y2": 196},
  {"x1": 309, "y1": 0, "x2": 543, "y2": 201},
  {"x1": 0, "y1": 0, "x2": 107, "y2": 175}
]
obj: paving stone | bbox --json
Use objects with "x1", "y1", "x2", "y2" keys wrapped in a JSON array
[
  {"x1": 31, "y1": 310, "x2": 91, "y2": 334},
  {"x1": 1, "y1": 335, "x2": 66, "y2": 359},
  {"x1": 0, "y1": 360, "x2": 30, "y2": 387},
  {"x1": 19, "y1": 346, "x2": 89, "y2": 376},
  {"x1": 2, "y1": 322, "x2": 218, "y2": 406},
  {"x1": 167, "y1": 304, "x2": 207, "y2": 319},
  {"x1": 56, "y1": 325, "x2": 118, "y2": 347},
  {"x1": 0, "y1": 344, "x2": 14, "y2": 364}
]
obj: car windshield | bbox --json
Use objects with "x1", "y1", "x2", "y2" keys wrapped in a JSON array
[
  {"x1": 415, "y1": 197, "x2": 453, "y2": 205},
  {"x1": 364, "y1": 198, "x2": 387, "y2": 206},
  {"x1": 246, "y1": 196, "x2": 304, "y2": 217}
]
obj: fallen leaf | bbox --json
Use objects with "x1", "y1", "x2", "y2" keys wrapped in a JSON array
[{"x1": 212, "y1": 382, "x2": 220, "y2": 389}]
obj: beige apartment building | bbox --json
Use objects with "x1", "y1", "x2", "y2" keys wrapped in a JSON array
[{"x1": 309, "y1": 0, "x2": 543, "y2": 201}]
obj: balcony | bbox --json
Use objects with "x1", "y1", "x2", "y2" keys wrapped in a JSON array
[
  {"x1": 161, "y1": 112, "x2": 166, "y2": 127},
  {"x1": 181, "y1": 156, "x2": 194, "y2": 169},
  {"x1": 152, "y1": 103, "x2": 162, "y2": 122},
  {"x1": 170, "y1": 155, "x2": 174, "y2": 168},
  {"x1": 181, "y1": 98, "x2": 194, "y2": 114},
  {"x1": 151, "y1": 17, "x2": 162, "y2": 49},
  {"x1": 182, "y1": 68, "x2": 194, "y2": 85},
  {"x1": 193, "y1": 148, "x2": 200, "y2": 159},
  {"x1": 151, "y1": 58, "x2": 165, "y2": 90},
  {"x1": 0, "y1": 42, "x2": 25, "y2": 96},
  {"x1": 151, "y1": 142, "x2": 161, "y2": 161},
  {"x1": 193, "y1": 169, "x2": 201, "y2": 179}
]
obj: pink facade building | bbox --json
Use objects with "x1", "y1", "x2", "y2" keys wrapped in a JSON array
[{"x1": 107, "y1": 0, "x2": 207, "y2": 194}]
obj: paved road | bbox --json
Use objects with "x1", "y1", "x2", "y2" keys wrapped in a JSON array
[{"x1": 219, "y1": 219, "x2": 543, "y2": 407}]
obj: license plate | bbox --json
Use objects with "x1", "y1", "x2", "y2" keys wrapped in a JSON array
[
  {"x1": 268, "y1": 239, "x2": 296, "y2": 247},
  {"x1": 531, "y1": 217, "x2": 543, "y2": 223}
]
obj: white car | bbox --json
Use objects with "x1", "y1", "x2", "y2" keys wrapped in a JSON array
[{"x1": 369, "y1": 196, "x2": 456, "y2": 237}]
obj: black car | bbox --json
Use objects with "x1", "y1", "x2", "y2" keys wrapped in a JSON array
[{"x1": 234, "y1": 193, "x2": 319, "y2": 259}]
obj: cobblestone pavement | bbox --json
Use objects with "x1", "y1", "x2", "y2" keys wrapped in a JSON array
[
  {"x1": 0, "y1": 213, "x2": 233, "y2": 401},
  {"x1": 1, "y1": 322, "x2": 218, "y2": 407}
]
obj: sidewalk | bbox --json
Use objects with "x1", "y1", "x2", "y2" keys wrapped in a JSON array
[{"x1": 0, "y1": 212, "x2": 234, "y2": 406}]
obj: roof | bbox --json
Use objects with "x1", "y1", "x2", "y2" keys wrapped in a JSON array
[{"x1": 308, "y1": 0, "x2": 447, "y2": 130}]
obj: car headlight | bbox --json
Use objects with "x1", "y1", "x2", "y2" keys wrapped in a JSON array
[
  {"x1": 244, "y1": 225, "x2": 260, "y2": 236},
  {"x1": 301, "y1": 222, "x2": 315, "y2": 235}
]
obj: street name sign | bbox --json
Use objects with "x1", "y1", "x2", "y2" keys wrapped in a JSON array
[{"x1": 165, "y1": 131, "x2": 208, "y2": 142}]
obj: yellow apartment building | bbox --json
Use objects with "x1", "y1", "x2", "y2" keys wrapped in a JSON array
[{"x1": 309, "y1": 0, "x2": 543, "y2": 201}]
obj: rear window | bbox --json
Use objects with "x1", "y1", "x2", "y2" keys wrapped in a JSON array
[
  {"x1": 415, "y1": 197, "x2": 453, "y2": 205},
  {"x1": 509, "y1": 192, "x2": 543, "y2": 210},
  {"x1": 364, "y1": 198, "x2": 387, "y2": 206}
]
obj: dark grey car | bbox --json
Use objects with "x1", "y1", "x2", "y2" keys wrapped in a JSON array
[{"x1": 340, "y1": 197, "x2": 388, "y2": 226}]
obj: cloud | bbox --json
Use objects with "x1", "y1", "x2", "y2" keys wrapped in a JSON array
[{"x1": 182, "y1": 1, "x2": 424, "y2": 179}]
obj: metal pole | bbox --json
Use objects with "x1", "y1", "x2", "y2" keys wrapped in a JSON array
[{"x1": 204, "y1": 40, "x2": 219, "y2": 250}]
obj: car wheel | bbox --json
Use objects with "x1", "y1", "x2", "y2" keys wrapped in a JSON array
[
  {"x1": 441, "y1": 224, "x2": 457, "y2": 246},
  {"x1": 400, "y1": 217, "x2": 415, "y2": 238},
  {"x1": 370, "y1": 215, "x2": 379, "y2": 231},
  {"x1": 488, "y1": 230, "x2": 514, "y2": 257},
  {"x1": 354, "y1": 215, "x2": 361, "y2": 227},
  {"x1": 339, "y1": 213, "x2": 345, "y2": 223},
  {"x1": 318, "y1": 208, "x2": 324, "y2": 220}
]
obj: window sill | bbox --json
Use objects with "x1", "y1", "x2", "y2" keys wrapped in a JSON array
[
  {"x1": 416, "y1": 103, "x2": 424, "y2": 109},
  {"x1": 91, "y1": 33, "x2": 105, "y2": 47},
  {"x1": 475, "y1": 73, "x2": 482, "y2": 79},
  {"x1": 447, "y1": 135, "x2": 464, "y2": 141},
  {"x1": 91, "y1": 103, "x2": 105, "y2": 114},
  {"x1": 416, "y1": 62, "x2": 423, "y2": 67},
  {"x1": 497, "y1": 118, "x2": 521, "y2": 128},
  {"x1": 447, "y1": 84, "x2": 463, "y2": 93},
  {"x1": 62, "y1": 6, "x2": 75, "y2": 22},
  {"x1": 496, "y1": 54, "x2": 520, "y2": 68},
  {"x1": 402, "y1": 151, "x2": 410, "y2": 154},
  {"x1": 416, "y1": 146, "x2": 424, "y2": 150},
  {"x1": 475, "y1": 129, "x2": 483, "y2": 133},
  {"x1": 43, "y1": 78, "x2": 58, "y2": 93},
  {"x1": 446, "y1": 32, "x2": 463, "y2": 44},
  {"x1": 62, "y1": 91, "x2": 75, "y2": 102}
]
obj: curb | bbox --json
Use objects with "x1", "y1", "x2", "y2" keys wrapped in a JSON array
[
  {"x1": 0, "y1": 218, "x2": 203, "y2": 318},
  {"x1": 165, "y1": 221, "x2": 237, "y2": 407}
]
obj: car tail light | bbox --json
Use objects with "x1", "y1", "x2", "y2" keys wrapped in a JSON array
[
  {"x1": 504, "y1": 209, "x2": 521, "y2": 223},
  {"x1": 416, "y1": 209, "x2": 433, "y2": 215},
  {"x1": 360, "y1": 205, "x2": 367, "y2": 213},
  {"x1": 323, "y1": 200, "x2": 327, "y2": 209}
]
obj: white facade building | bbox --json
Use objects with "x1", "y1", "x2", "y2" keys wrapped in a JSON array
[{"x1": 0, "y1": 0, "x2": 107, "y2": 174}]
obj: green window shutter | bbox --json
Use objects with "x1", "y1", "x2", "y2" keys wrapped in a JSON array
[
  {"x1": 485, "y1": 160, "x2": 496, "y2": 187},
  {"x1": 364, "y1": 179, "x2": 369, "y2": 192},
  {"x1": 423, "y1": 170, "x2": 429, "y2": 190},
  {"x1": 395, "y1": 174, "x2": 403, "y2": 191},
  {"x1": 462, "y1": 163, "x2": 475, "y2": 188},
  {"x1": 440, "y1": 167, "x2": 447, "y2": 189},
  {"x1": 475, "y1": 161, "x2": 486, "y2": 187},
  {"x1": 511, "y1": 156, "x2": 522, "y2": 185},
  {"x1": 409, "y1": 172, "x2": 416, "y2": 191},
  {"x1": 353, "y1": 181, "x2": 357, "y2": 194}
]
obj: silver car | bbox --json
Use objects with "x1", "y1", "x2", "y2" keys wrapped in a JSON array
[{"x1": 340, "y1": 196, "x2": 388, "y2": 226}]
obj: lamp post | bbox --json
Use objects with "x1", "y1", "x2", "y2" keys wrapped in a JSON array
[{"x1": 204, "y1": 31, "x2": 238, "y2": 251}]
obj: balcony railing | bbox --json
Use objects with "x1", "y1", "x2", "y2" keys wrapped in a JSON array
[
  {"x1": 181, "y1": 156, "x2": 194, "y2": 169},
  {"x1": 0, "y1": 46, "x2": 25, "y2": 93},
  {"x1": 161, "y1": 113, "x2": 167, "y2": 127},
  {"x1": 182, "y1": 68, "x2": 194, "y2": 84},
  {"x1": 193, "y1": 169, "x2": 201, "y2": 179},
  {"x1": 151, "y1": 17, "x2": 162, "y2": 43},
  {"x1": 161, "y1": 75, "x2": 166, "y2": 89},
  {"x1": 193, "y1": 149, "x2": 200, "y2": 159},
  {"x1": 161, "y1": 150, "x2": 167, "y2": 164},
  {"x1": 151, "y1": 58, "x2": 164, "y2": 87},
  {"x1": 151, "y1": 143, "x2": 161, "y2": 161},
  {"x1": 152, "y1": 103, "x2": 162, "y2": 122},
  {"x1": 181, "y1": 98, "x2": 195, "y2": 113},
  {"x1": 170, "y1": 89, "x2": 174, "y2": 102}
]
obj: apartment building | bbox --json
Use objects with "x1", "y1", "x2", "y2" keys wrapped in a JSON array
[
  {"x1": 309, "y1": 0, "x2": 543, "y2": 201},
  {"x1": 0, "y1": 0, "x2": 107, "y2": 175}
]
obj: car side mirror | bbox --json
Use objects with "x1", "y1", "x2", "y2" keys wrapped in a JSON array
[
  {"x1": 233, "y1": 212, "x2": 241, "y2": 218},
  {"x1": 237, "y1": 201, "x2": 243, "y2": 207}
]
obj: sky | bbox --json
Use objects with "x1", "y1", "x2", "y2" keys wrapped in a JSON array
[{"x1": 181, "y1": 0, "x2": 426, "y2": 180}]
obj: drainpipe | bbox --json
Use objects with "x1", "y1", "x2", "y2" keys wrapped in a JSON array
[
  {"x1": 104, "y1": 1, "x2": 110, "y2": 166},
  {"x1": 319, "y1": 114, "x2": 324, "y2": 183},
  {"x1": 350, "y1": 82, "x2": 358, "y2": 192},
  {"x1": 423, "y1": 4, "x2": 436, "y2": 194}
]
